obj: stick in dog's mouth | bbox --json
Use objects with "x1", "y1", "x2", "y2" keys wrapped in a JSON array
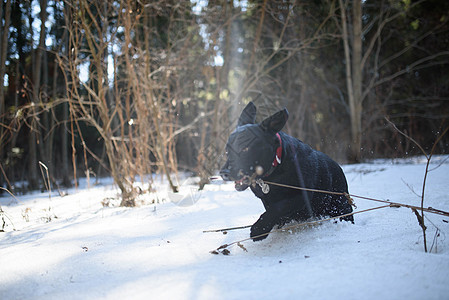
[
  {"x1": 237, "y1": 173, "x2": 260, "y2": 188},
  {"x1": 210, "y1": 168, "x2": 262, "y2": 189}
]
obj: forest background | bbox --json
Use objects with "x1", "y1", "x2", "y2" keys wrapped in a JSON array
[{"x1": 0, "y1": 0, "x2": 448, "y2": 205}]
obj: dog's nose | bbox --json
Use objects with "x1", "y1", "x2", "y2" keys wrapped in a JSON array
[{"x1": 219, "y1": 169, "x2": 231, "y2": 181}]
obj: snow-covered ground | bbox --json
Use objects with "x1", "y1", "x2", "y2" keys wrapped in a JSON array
[{"x1": 1, "y1": 156, "x2": 449, "y2": 300}]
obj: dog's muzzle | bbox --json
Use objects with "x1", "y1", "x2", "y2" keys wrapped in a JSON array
[
  {"x1": 220, "y1": 167, "x2": 263, "y2": 192},
  {"x1": 219, "y1": 168, "x2": 251, "y2": 191},
  {"x1": 233, "y1": 175, "x2": 252, "y2": 191}
]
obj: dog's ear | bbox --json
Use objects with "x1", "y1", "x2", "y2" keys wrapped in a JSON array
[
  {"x1": 260, "y1": 108, "x2": 289, "y2": 133},
  {"x1": 237, "y1": 102, "x2": 257, "y2": 126}
]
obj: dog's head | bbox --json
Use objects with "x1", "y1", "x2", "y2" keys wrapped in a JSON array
[{"x1": 219, "y1": 102, "x2": 288, "y2": 191}]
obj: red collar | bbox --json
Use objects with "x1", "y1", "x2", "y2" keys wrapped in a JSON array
[
  {"x1": 262, "y1": 133, "x2": 282, "y2": 178},
  {"x1": 272, "y1": 133, "x2": 282, "y2": 167}
]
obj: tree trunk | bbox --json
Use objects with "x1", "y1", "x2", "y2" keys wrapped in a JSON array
[
  {"x1": 351, "y1": 0, "x2": 363, "y2": 162},
  {"x1": 27, "y1": 0, "x2": 48, "y2": 190},
  {"x1": 290, "y1": 6, "x2": 309, "y2": 141},
  {"x1": 0, "y1": 0, "x2": 11, "y2": 116},
  {"x1": 339, "y1": 0, "x2": 363, "y2": 162},
  {"x1": 0, "y1": 0, "x2": 12, "y2": 189},
  {"x1": 42, "y1": 42, "x2": 52, "y2": 172},
  {"x1": 8, "y1": 62, "x2": 21, "y2": 186}
]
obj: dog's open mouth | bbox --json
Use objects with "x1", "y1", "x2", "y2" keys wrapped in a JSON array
[{"x1": 234, "y1": 175, "x2": 251, "y2": 191}]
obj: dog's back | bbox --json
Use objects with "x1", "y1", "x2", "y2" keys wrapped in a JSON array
[{"x1": 250, "y1": 132, "x2": 353, "y2": 222}]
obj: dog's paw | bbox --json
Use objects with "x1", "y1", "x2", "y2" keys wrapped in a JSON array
[{"x1": 250, "y1": 214, "x2": 274, "y2": 241}]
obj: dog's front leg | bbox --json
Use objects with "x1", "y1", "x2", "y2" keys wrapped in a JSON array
[
  {"x1": 250, "y1": 199, "x2": 297, "y2": 241},
  {"x1": 250, "y1": 211, "x2": 277, "y2": 241}
]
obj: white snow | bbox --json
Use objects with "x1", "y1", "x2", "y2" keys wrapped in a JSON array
[{"x1": 1, "y1": 156, "x2": 449, "y2": 300}]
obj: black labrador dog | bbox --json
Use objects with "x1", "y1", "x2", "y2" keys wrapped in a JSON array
[{"x1": 220, "y1": 102, "x2": 354, "y2": 241}]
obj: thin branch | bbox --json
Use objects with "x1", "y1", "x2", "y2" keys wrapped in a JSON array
[
  {"x1": 372, "y1": 51, "x2": 449, "y2": 89},
  {"x1": 361, "y1": 0, "x2": 427, "y2": 70}
]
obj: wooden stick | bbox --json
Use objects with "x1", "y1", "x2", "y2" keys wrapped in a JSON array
[
  {"x1": 210, "y1": 204, "x2": 391, "y2": 254},
  {"x1": 263, "y1": 180, "x2": 449, "y2": 217},
  {"x1": 203, "y1": 224, "x2": 252, "y2": 233}
]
